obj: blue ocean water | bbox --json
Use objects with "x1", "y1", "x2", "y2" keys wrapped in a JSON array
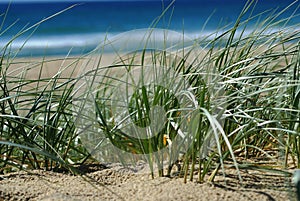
[{"x1": 0, "y1": 0, "x2": 299, "y2": 56}]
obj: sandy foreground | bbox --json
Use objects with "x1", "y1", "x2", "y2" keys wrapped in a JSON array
[
  {"x1": 0, "y1": 55, "x2": 298, "y2": 200},
  {"x1": 0, "y1": 162, "x2": 297, "y2": 201}
]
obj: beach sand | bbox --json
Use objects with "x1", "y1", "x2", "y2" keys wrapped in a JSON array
[
  {"x1": 0, "y1": 163, "x2": 295, "y2": 201},
  {"x1": 0, "y1": 54, "x2": 297, "y2": 201}
]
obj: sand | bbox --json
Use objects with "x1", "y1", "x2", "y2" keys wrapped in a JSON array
[
  {"x1": 0, "y1": 162, "x2": 297, "y2": 201},
  {"x1": 1, "y1": 55, "x2": 298, "y2": 200},
  {"x1": 0, "y1": 161, "x2": 297, "y2": 201}
]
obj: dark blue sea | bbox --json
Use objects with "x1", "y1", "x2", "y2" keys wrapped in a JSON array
[{"x1": 0, "y1": 0, "x2": 299, "y2": 57}]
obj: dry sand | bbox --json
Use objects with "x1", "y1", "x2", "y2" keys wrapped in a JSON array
[
  {"x1": 1, "y1": 55, "x2": 298, "y2": 200},
  {"x1": 0, "y1": 162, "x2": 297, "y2": 201}
]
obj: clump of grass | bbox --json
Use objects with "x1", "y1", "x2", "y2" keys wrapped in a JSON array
[
  {"x1": 0, "y1": 55, "x2": 91, "y2": 173},
  {"x1": 193, "y1": 0, "x2": 299, "y2": 182},
  {"x1": 0, "y1": 5, "x2": 91, "y2": 173},
  {"x1": 192, "y1": 0, "x2": 300, "y2": 181},
  {"x1": 86, "y1": 0, "x2": 300, "y2": 181}
]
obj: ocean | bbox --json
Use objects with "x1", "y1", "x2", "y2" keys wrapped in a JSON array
[{"x1": 0, "y1": 0, "x2": 299, "y2": 57}]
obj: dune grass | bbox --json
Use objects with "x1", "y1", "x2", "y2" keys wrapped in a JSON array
[{"x1": 0, "y1": 0, "x2": 299, "y2": 187}]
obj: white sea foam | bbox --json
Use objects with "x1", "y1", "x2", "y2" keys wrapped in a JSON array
[{"x1": 1, "y1": 25, "x2": 298, "y2": 56}]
